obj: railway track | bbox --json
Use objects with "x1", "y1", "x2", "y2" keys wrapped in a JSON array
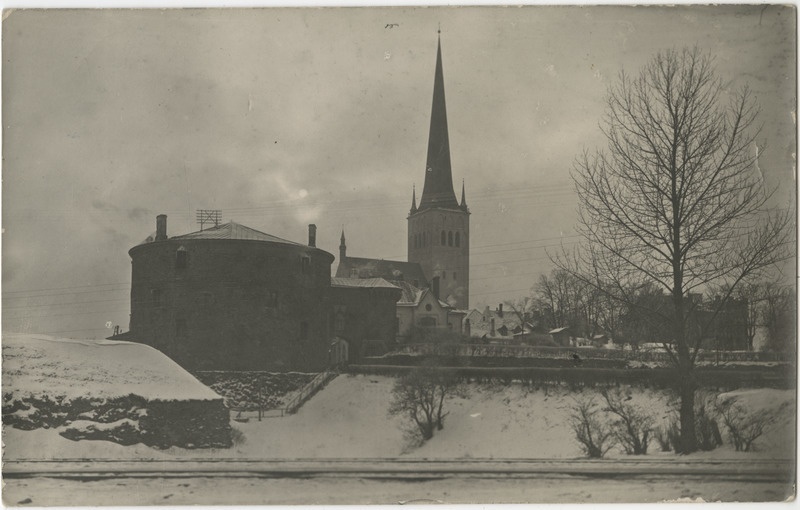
[{"x1": 4, "y1": 457, "x2": 794, "y2": 481}]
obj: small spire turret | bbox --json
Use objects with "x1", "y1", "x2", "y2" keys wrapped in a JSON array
[
  {"x1": 460, "y1": 179, "x2": 468, "y2": 212},
  {"x1": 339, "y1": 227, "x2": 347, "y2": 260},
  {"x1": 410, "y1": 184, "x2": 418, "y2": 215}
]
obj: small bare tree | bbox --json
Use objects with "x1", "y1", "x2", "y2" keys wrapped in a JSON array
[
  {"x1": 716, "y1": 397, "x2": 776, "y2": 452},
  {"x1": 558, "y1": 47, "x2": 792, "y2": 453},
  {"x1": 569, "y1": 396, "x2": 616, "y2": 458},
  {"x1": 601, "y1": 388, "x2": 654, "y2": 454},
  {"x1": 388, "y1": 364, "x2": 462, "y2": 442}
]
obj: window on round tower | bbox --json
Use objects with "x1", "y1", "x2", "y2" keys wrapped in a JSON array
[
  {"x1": 448, "y1": 231, "x2": 453, "y2": 246},
  {"x1": 441, "y1": 231, "x2": 446, "y2": 245},
  {"x1": 175, "y1": 246, "x2": 188, "y2": 270},
  {"x1": 455, "y1": 232, "x2": 460, "y2": 247}
]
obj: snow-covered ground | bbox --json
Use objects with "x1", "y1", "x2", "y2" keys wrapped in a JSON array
[
  {"x1": 5, "y1": 474, "x2": 793, "y2": 505},
  {"x1": 4, "y1": 374, "x2": 794, "y2": 461},
  {"x1": 3, "y1": 334, "x2": 219, "y2": 401}
]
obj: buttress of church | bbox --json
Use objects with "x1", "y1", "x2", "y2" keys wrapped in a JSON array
[{"x1": 408, "y1": 34, "x2": 470, "y2": 310}]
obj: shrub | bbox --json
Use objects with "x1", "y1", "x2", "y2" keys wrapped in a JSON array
[
  {"x1": 230, "y1": 426, "x2": 246, "y2": 446},
  {"x1": 716, "y1": 397, "x2": 775, "y2": 452},
  {"x1": 654, "y1": 424, "x2": 673, "y2": 452},
  {"x1": 601, "y1": 387, "x2": 654, "y2": 454},
  {"x1": 388, "y1": 363, "x2": 464, "y2": 443},
  {"x1": 569, "y1": 396, "x2": 615, "y2": 458}
]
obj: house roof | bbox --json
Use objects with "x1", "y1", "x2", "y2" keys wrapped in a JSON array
[
  {"x1": 171, "y1": 222, "x2": 302, "y2": 245},
  {"x1": 331, "y1": 277, "x2": 399, "y2": 290},
  {"x1": 137, "y1": 221, "x2": 303, "y2": 246},
  {"x1": 335, "y1": 256, "x2": 428, "y2": 285},
  {"x1": 394, "y1": 280, "x2": 425, "y2": 305},
  {"x1": 466, "y1": 307, "x2": 529, "y2": 338}
]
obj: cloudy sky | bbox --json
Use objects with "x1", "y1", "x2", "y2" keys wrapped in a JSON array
[{"x1": 2, "y1": 6, "x2": 795, "y2": 338}]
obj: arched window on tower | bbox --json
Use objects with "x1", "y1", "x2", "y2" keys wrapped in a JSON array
[
  {"x1": 455, "y1": 232, "x2": 460, "y2": 247},
  {"x1": 441, "y1": 231, "x2": 446, "y2": 245},
  {"x1": 448, "y1": 231, "x2": 453, "y2": 246}
]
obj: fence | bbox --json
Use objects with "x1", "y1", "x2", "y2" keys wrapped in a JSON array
[
  {"x1": 194, "y1": 371, "x2": 337, "y2": 420},
  {"x1": 347, "y1": 364, "x2": 796, "y2": 390},
  {"x1": 283, "y1": 370, "x2": 338, "y2": 415},
  {"x1": 391, "y1": 343, "x2": 793, "y2": 363}
]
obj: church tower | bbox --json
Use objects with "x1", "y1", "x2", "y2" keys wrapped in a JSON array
[{"x1": 408, "y1": 32, "x2": 470, "y2": 309}]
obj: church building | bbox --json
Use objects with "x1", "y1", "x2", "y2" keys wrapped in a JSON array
[{"x1": 336, "y1": 33, "x2": 470, "y2": 310}]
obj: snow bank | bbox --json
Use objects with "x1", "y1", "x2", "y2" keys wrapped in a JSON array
[
  {"x1": 3, "y1": 333, "x2": 219, "y2": 401},
  {"x1": 3, "y1": 333, "x2": 232, "y2": 450},
  {"x1": 3, "y1": 374, "x2": 794, "y2": 461}
]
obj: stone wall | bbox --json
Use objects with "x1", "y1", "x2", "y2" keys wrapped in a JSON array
[{"x1": 3, "y1": 394, "x2": 232, "y2": 449}]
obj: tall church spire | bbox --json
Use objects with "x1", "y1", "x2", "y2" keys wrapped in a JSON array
[{"x1": 418, "y1": 32, "x2": 459, "y2": 211}]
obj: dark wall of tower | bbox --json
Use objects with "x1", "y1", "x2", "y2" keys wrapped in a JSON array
[{"x1": 128, "y1": 239, "x2": 334, "y2": 371}]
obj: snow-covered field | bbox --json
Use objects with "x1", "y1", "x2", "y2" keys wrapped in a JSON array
[
  {"x1": 5, "y1": 474, "x2": 793, "y2": 505},
  {"x1": 4, "y1": 374, "x2": 795, "y2": 461},
  {"x1": 3, "y1": 334, "x2": 218, "y2": 401}
]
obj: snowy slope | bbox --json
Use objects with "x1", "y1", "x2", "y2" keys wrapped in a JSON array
[
  {"x1": 3, "y1": 333, "x2": 220, "y2": 401},
  {"x1": 3, "y1": 374, "x2": 794, "y2": 461}
]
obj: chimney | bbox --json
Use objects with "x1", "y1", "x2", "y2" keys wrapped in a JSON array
[
  {"x1": 465, "y1": 318, "x2": 471, "y2": 337},
  {"x1": 490, "y1": 317, "x2": 496, "y2": 337},
  {"x1": 155, "y1": 214, "x2": 167, "y2": 241},
  {"x1": 498, "y1": 303, "x2": 504, "y2": 318},
  {"x1": 432, "y1": 276, "x2": 440, "y2": 300},
  {"x1": 308, "y1": 224, "x2": 317, "y2": 247}
]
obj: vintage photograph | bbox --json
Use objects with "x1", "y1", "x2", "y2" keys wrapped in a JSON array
[{"x1": 2, "y1": 5, "x2": 796, "y2": 505}]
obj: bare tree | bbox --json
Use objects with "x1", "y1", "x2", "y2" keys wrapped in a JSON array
[
  {"x1": 558, "y1": 48, "x2": 792, "y2": 453},
  {"x1": 569, "y1": 396, "x2": 616, "y2": 458},
  {"x1": 716, "y1": 396, "x2": 777, "y2": 452},
  {"x1": 601, "y1": 387, "x2": 654, "y2": 454},
  {"x1": 534, "y1": 269, "x2": 601, "y2": 338},
  {"x1": 388, "y1": 364, "x2": 462, "y2": 442}
]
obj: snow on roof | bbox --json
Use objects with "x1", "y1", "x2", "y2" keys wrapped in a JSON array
[
  {"x1": 3, "y1": 334, "x2": 221, "y2": 401},
  {"x1": 549, "y1": 327, "x2": 570, "y2": 334},
  {"x1": 330, "y1": 277, "x2": 399, "y2": 289},
  {"x1": 171, "y1": 221, "x2": 301, "y2": 245}
]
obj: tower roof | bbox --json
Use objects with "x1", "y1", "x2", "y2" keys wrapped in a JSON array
[{"x1": 418, "y1": 33, "x2": 459, "y2": 211}]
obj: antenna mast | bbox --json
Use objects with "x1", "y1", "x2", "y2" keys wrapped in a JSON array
[{"x1": 196, "y1": 209, "x2": 222, "y2": 231}]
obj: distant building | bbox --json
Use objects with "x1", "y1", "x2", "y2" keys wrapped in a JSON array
[
  {"x1": 336, "y1": 33, "x2": 471, "y2": 311},
  {"x1": 330, "y1": 277, "x2": 403, "y2": 358},
  {"x1": 406, "y1": 34, "x2": 470, "y2": 310},
  {"x1": 465, "y1": 304, "x2": 531, "y2": 343},
  {"x1": 548, "y1": 326, "x2": 572, "y2": 346},
  {"x1": 114, "y1": 216, "x2": 400, "y2": 371},
  {"x1": 394, "y1": 280, "x2": 467, "y2": 341}
]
